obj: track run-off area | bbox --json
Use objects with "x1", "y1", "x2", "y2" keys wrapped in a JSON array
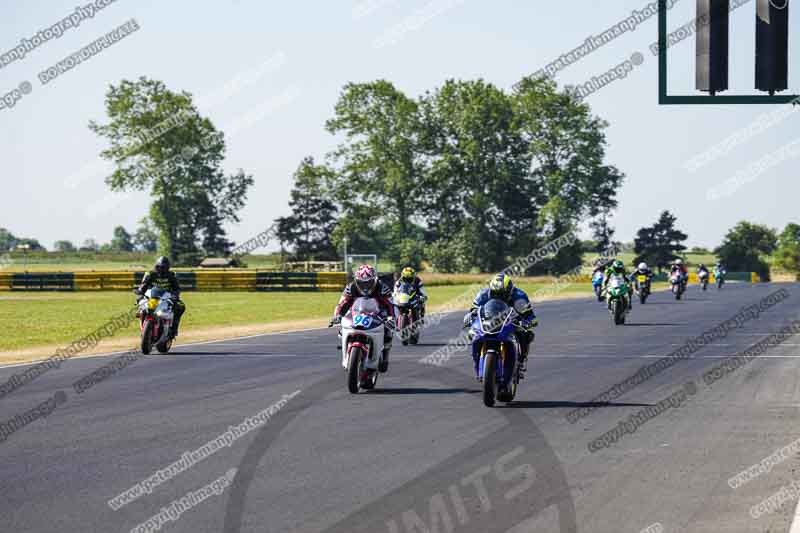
[{"x1": 1, "y1": 282, "x2": 800, "y2": 532}]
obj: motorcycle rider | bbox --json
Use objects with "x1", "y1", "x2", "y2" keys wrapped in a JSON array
[
  {"x1": 714, "y1": 261, "x2": 727, "y2": 283},
  {"x1": 395, "y1": 266, "x2": 428, "y2": 319},
  {"x1": 602, "y1": 259, "x2": 634, "y2": 310},
  {"x1": 463, "y1": 273, "x2": 537, "y2": 378},
  {"x1": 669, "y1": 258, "x2": 689, "y2": 289},
  {"x1": 135, "y1": 256, "x2": 186, "y2": 337},
  {"x1": 634, "y1": 262, "x2": 654, "y2": 293},
  {"x1": 332, "y1": 264, "x2": 395, "y2": 367},
  {"x1": 697, "y1": 263, "x2": 710, "y2": 279},
  {"x1": 591, "y1": 258, "x2": 611, "y2": 278}
]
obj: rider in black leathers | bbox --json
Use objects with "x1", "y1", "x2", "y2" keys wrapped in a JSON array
[{"x1": 136, "y1": 256, "x2": 186, "y2": 337}]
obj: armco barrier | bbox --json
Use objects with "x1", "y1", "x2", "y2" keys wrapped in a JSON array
[
  {"x1": 0, "y1": 271, "x2": 347, "y2": 292},
  {"x1": 0, "y1": 270, "x2": 758, "y2": 292}
]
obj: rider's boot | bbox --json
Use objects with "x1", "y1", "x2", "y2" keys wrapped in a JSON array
[
  {"x1": 171, "y1": 317, "x2": 181, "y2": 338},
  {"x1": 518, "y1": 338, "x2": 532, "y2": 378}
]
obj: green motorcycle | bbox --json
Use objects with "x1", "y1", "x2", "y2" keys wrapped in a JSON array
[{"x1": 606, "y1": 274, "x2": 630, "y2": 326}]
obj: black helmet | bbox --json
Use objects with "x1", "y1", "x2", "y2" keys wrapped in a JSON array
[{"x1": 155, "y1": 256, "x2": 170, "y2": 275}]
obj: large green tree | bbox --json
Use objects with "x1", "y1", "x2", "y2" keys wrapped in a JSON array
[
  {"x1": 420, "y1": 79, "x2": 530, "y2": 271},
  {"x1": 633, "y1": 211, "x2": 688, "y2": 272},
  {"x1": 53, "y1": 240, "x2": 76, "y2": 252},
  {"x1": 325, "y1": 80, "x2": 426, "y2": 265},
  {"x1": 716, "y1": 221, "x2": 777, "y2": 280},
  {"x1": 308, "y1": 76, "x2": 624, "y2": 274},
  {"x1": 513, "y1": 77, "x2": 623, "y2": 272},
  {"x1": 0, "y1": 228, "x2": 16, "y2": 252},
  {"x1": 89, "y1": 77, "x2": 253, "y2": 264},
  {"x1": 275, "y1": 157, "x2": 339, "y2": 261},
  {"x1": 774, "y1": 223, "x2": 800, "y2": 279},
  {"x1": 325, "y1": 81, "x2": 421, "y2": 232},
  {"x1": 0, "y1": 229, "x2": 44, "y2": 251},
  {"x1": 133, "y1": 218, "x2": 159, "y2": 252},
  {"x1": 590, "y1": 208, "x2": 616, "y2": 255},
  {"x1": 415, "y1": 77, "x2": 623, "y2": 272},
  {"x1": 110, "y1": 226, "x2": 134, "y2": 252}
]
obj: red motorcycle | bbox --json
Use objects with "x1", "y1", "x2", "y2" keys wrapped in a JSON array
[{"x1": 135, "y1": 287, "x2": 175, "y2": 354}]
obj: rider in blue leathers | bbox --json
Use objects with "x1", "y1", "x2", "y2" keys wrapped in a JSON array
[{"x1": 463, "y1": 273, "x2": 537, "y2": 378}]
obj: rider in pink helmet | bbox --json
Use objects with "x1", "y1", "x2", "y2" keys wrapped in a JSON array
[{"x1": 333, "y1": 264, "x2": 396, "y2": 367}]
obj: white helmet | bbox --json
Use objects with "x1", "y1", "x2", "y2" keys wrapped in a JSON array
[
  {"x1": 675, "y1": 259, "x2": 683, "y2": 266},
  {"x1": 638, "y1": 262, "x2": 647, "y2": 271}
]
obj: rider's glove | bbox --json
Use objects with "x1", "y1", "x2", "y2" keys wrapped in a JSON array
[
  {"x1": 462, "y1": 311, "x2": 476, "y2": 329},
  {"x1": 329, "y1": 316, "x2": 341, "y2": 327}
]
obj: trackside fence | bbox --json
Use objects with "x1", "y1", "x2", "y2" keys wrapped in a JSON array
[
  {"x1": 0, "y1": 271, "x2": 348, "y2": 292},
  {"x1": 0, "y1": 270, "x2": 759, "y2": 291}
]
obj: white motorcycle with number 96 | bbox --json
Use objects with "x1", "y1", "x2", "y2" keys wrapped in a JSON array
[{"x1": 335, "y1": 297, "x2": 389, "y2": 394}]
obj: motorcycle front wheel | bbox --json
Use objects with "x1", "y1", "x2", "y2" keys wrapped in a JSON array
[
  {"x1": 399, "y1": 314, "x2": 409, "y2": 346},
  {"x1": 347, "y1": 346, "x2": 363, "y2": 394},
  {"x1": 613, "y1": 301, "x2": 625, "y2": 325},
  {"x1": 141, "y1": 320, "x2": 153, "y2": 355},
  {"x1": 156, "y1": 337, "x2": 173, "y2": 354},
  {"x1": 482, "y1": 351, "x2": 498, "y2": 407}
]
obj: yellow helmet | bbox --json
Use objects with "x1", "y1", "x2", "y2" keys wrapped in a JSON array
[
  {"x1": 401, "y1": 266, "x2": 416, "y2": 282},
  {"x1": 489, "y1": 273, "x2": 513, "y2": 300}
]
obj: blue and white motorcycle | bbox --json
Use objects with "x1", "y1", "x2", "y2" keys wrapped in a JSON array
[
  {"x1": 467, "y1": 299, "x2": 532, "y2": 407},
  {"x1": 592, "y1": 271, "x2": 604, "y2": 301}
]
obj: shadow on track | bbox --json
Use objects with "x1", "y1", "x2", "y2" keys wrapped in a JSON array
[
  {"x1": 503, "y1": 400, "x2": 652, "y2": 409},
  {"x1": 405, "y1": 342, "x2": 451, "y2": 347},
  {"x1": 623, "y1": 322, "x2": 686, "y2": 327},
  {"x1": 366, "y1": 387, "x2": 480, "y2": 395}
]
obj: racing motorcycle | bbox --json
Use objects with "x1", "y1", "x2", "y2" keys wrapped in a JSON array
[
  {"x1": 605, "y1": 274, "x2": 630, "y2": 325},
  {"x1": 715, "y1": 267, "x2": 726, "y2": 289},
  {"x1": 467, "y1": 299, "x2": 530, "y2": 407},
  {"x1": 634, "y1": 272, "x2": 651, "y2": 304},
  {"x1": 135, "y1": 287, "x2": 176, "y2": 354},
  {"x1": 393, "y1": 281, "x2": 422, "y2": 345},
  {"x1": 592, "y1": 271, "x2": 604, "y2": 301},
  {"x1": 670, "y1": 271, "x2": 685, "y2": 300},
  {"x1": 333, "y1": 297, "x2": 390, "y2": 394},
  {"x1": 698, "y1": 270, "x2": 709, "y2": 291}
]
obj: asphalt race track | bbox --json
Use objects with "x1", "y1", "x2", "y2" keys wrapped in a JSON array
[{"x1": 2, "y1": 282, "x2": 800, "y2": 532}]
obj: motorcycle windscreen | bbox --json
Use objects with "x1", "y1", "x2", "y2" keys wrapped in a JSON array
[
  {"x1": 146, "y1": 287, "x2": 167, "y2": 299},
  {"x1": 351, "y1": 297, "x2": 380, "y2": 315},
  {"x1": 479, "y1": 299, "x2": 511, "y2": 334},
  {"x1": 608, "y1": 276, "x2": 624, "y2": 288}
]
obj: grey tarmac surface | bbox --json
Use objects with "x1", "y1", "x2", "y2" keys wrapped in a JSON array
[{"x1": 1, "y1": 282, "x2": 800, "y2": 532}]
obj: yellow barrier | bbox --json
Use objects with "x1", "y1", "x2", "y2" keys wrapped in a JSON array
[
  {"x1": 74, "y1": 271, "x2": 136, "y2": 290},
  {"x1": 317, "y1": 272, "x2": 347, "y2": 289},
  {"x1": 0, "y1": 272, "x2": 12, "y2": 290},
  {"x1": 195, "y1": 270, "x2": 257, "y2": 291}
]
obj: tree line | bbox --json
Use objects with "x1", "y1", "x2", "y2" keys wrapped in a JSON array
[
  {"x1": 8, "y1": 73, "x2": 796, "y2": 280},
  {"x1": 630, "y1": 211, "x2": 798, "y2": 281},
  {"x1": 275, "y1": 77, "x2": 623, "y2": 274}
]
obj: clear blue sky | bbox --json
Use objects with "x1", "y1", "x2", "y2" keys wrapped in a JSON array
[{"x1": 1, "y1": 0, "x2": 797, "y2": 251}]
